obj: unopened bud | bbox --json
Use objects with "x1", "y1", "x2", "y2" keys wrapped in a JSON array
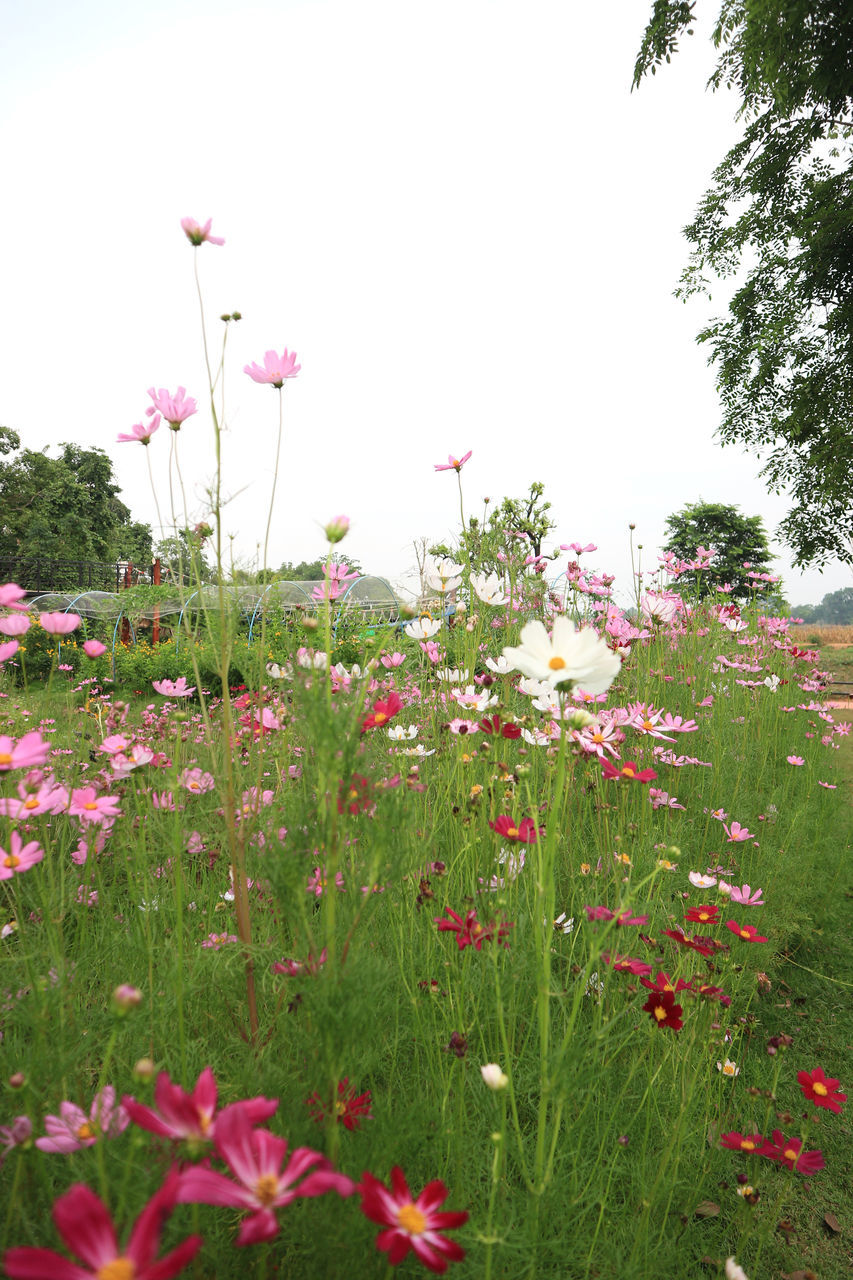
[
  {"x1": 8, "y1": 1072, "x2": 25, "y2": 1089},
  {"x1": 112, "y1": 984, "x2": 142, "y2": 1013},
  {"x1": 133, "y1": 1057, "x2": 156, "y2": 1081},
  {"x1": 480, "y1": 1063, "x2": 509, "y2": 1090},
  {"x1": 324, "y1": 514, "x2": 350, "y2": 545}
]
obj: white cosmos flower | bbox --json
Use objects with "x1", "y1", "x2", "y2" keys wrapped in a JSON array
[
  {"x1": 387, "y1": 724, "x2": 418, "y2": 740},
  {"x1": 480, "y1": 1064, "x2": 509, "y2": 1091},
  {"x1": 502, "y1": 617, "x2": 621, "y2": 694},
  {"x1": 725, "y1": 1259, "x2": 749, "y2": 1280},
  {"x1": 426, "y1": 558, "x2": 464, "y2": 592},
  {"x1": 688, "y1": 871, "x2": 717, "y2": 889},
  {"x1": 485, "y1": 654, "x2": 513, "y2": 675},
  {"x1": 451, "y1": 685, "x2": 498, "y2": 711},
  {"x1": 471, "y1": 571, "x2": 507, "y2": 606},
  {"x1": 435, "y1": 667, "x2": 469, "y2": 683},
  {"x1": 404, "y1": 616, "x2": 442, "y2": 640},
  {"x1": 517, "y1": 676, "x2": 551, "y2": 697}
]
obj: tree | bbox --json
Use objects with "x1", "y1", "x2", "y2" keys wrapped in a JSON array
[
  {"x1": 662, "y1": 500, "x2": 776, "y2": 599},
  {"x1": 793, "y1": 585, "x2": 853, "y2": 624},
  {"x1": 635, "y1": 2, "x2": 853, "y2": 568},
  {"x1": 275, "y1": 557, "x2": 364, "y2": 582},
  {"x1": 0, "y1": 428, "x2": 152, "y2": 566}
]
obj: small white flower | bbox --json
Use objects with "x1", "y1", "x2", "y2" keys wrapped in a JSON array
[
  {"x1": 426, "y1": 558, "x2": 464, "y2": 593},
  {"x1": 404, "y1": 616, "x2": 442, "y2": 640},
  {"x1": 471, "y1": 571, "x2": 507, "y2": 606},
  {"x1": 763, "y1": 673, "x2": 781, "y2": 692},
  {"x1": 435, "y1": 667, "x2": 469, "y2": 683},
  {"x1": 387, "y1": 723, "x2": 418, "y2": 741},
  {"x1": 688, "y1": 871, "x2": 717, "y2": 889},
  {"x1": 485, "y1": 654, "x2": 513, "y2": 675},
  {"x1": 401, "y1": 744, "x2": 435, "y2": 757},
  {"x1": 517, "y1": 676, "x2": 551, "y2": 697},
  {"x1": 717, "y1": 1058, "x2": 740, "y2": 1078},
  {"x1": 480, "y1": 1063, "x2": 509, "y2": 1091},
  {"x1": 725, "y1": 1257, "x2": 749, "y2": 1280}
]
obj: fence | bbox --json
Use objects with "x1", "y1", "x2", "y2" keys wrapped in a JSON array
[{"x1": 0, "y1": 557, "x2": 154, "y2": 594}]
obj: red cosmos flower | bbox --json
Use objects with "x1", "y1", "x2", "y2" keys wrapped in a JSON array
[
  {"x1": 434, "y1": 907, "x2": 513, "y2": 951},
  {"x1": 602, "y1": 953, "x2": 653, "y2": 976},
  {"x1": 694, "y1": 982, "x2": 732, "y2": 1007},
  {"x1": 488, "y1": 815, "x2": 539, "y2": 843},
  {"x1": 307, "y1": 1079, "x2": 373, "y2": 1131},
  {"x1": 797, "y1": 1067, "x2": 846, "y2": 1114},
  {"x1": 663, "y1": 928, "x2": 717, "y2": 957},
  {"x1": 362, "y1": 692, "x2": 403, "y2": 733},
  {"x1": 639, "y1": 971, "x2": 692, "y2": 994},
  {"x1": 122, "y1": 1067, "x2": 277, "y2": 1147},
  {"x1": 3, "y1": 1170, "x2": 202, "y2": 1280},
  {"x1": 641, "y1": 989, "x2": 683, "y2": 1031},
  {"x1": 725, "y1": 920, "x2": 768, "y2": 943},
  {"x1": 759, "y1": 1130, "x2": 825, "y2": 1175},
  {"x1": 338, "y1": 774, "x2": 373, "y2": 815},
  {"x1": 720, "y1": 1131, "x2": 765, "y2": 1154},
  {"x1": 685, "y1": 904, "x2": 720, "y2": 925},
  {"x1": 601, "y1": 759, "x2": 658, "y2": 783},
  {"x1": 358, "y1": 1165, "x2": 468, "y2": 1273},
  {"x1": 478, "y1": 714, "x2": 522, "y2": 739}
]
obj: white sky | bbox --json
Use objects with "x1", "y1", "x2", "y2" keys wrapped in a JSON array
[{"x1": 1, "y1": 0, "x2": 849, "y2": 606}]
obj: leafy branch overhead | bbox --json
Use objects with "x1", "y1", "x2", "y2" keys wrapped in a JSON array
[{"x1": 635, "y1": 1, "x2": 853, "y2": 567}]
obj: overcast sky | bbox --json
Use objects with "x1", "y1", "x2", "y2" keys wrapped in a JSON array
[{"x1": 2, "y1": 0, "x2": 849, "y2": 606}]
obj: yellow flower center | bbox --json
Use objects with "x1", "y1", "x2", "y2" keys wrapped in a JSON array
[
  {"x1": 84, "y1": 801, "x2": 98, "y2": 810},
  {"x1": 23, "y1": 797, "x2": 39, "y2": 809},
  {"x1": 334, "y1": 1098, "x2": 348, "y2": 1116},
  {"x1": 739, "y1": 929, "x2": 750, "y2": 938},
  {"x1": 373, "y1": 712, "x2": 388, "y2": 724},
  {"x1": 741, "y1": 1139, "x2": 756, "y2": 1151},
  {"x1": 397, "y1": 1203, "x2": 427, "y2": 1235},
  {"x1": 96, "y1": 1260, "x2": 136, "y2": 1280},
  {"x1": 506, "y1": 826, "x2": 519, "y2": 839},
  {"x1": 642, "y1": 720, "x2": 654, "y2": 731},
  {"x1": 548, "y1": 656, "x2": 566, "y2": 670},
  {"x1": 592, "y1": 733, "x2": 604, "y2": 743},
  {"x1": 254, "y1": 1173, "x2": 280, "y2": 1207},
  {"x1": 783, "y1": 1148, "x2": 798, "y2": 1162},
  {"x1": 76, "y1": 1122, "x2": 96, "y2": 1140},
  {"x1": 723, "y1": 1063, "x2": 736, "y2": 1076},
  {"x1": 4, "y1": 855, "x2": 20, "y2": 869},
  {"x1": 622, "y1": 766, "x2": 636, "y2": 778},
  {"x1": 348, "y1": 789, "x2": 359, "y2": 802},
  {"x1": 653, "y1": 1004, "x2": 667, "y2": 1022},
  {"x1": 812, "y1": 1081, "x2": 828, "y2": 1096},
  {"x1": 0, "y1": 753, "x2": 12, "y2": 766}
]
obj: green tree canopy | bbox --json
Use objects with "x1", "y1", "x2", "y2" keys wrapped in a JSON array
[
  {"x1": 0, "y1": 427, "x2": 152, "y2": 566},
  {"x1": 793, "y1": 585, "x2": 853, "y2": 625},
  {"x1": 662, "y1": 500, "x2": 776, "y2": 599},
  {"x1": 635, "y1": 1, "x2": 853, "y2": 568}
]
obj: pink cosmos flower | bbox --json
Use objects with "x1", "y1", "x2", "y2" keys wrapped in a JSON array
[
  {"x1": 358, "y1": 1165, "x2": 468, "y2": 1272},
  {"x1": 434, "y1": 907, "x2": 513, "y2": 951},
  {"x1": 243, "y1": 348, "x2": 301, "y2": 387},
  {"x1": 0, "y1": 583, "x2": 28, "y2": 612},
  {"x1": 117, "y1": 414, "x2": 161, "y2": 445},
  {"x1": 152, "y1": 676, "x2": 196, "y2": 697},
  {"x1": 0, "y1": 1116, "x2": 32, "y2": 1165},
  {"x1": 306, "y1": 866, "x2": 345, "y2": 896},
  {"x1": 434, "y1": 451, "x2": 472, "y2": 472},
  {"x1": 584, "y1": 905, "x2": 649, "y2": 927},
  {"x1": 180, "y1": 216, "x2": 225, "y2": 246},
  {"x1": 380, "y1": 652, "x2": 407, "y2": 668},
  {"x1": 0, "y1": 831, "x2": 45, "y2": 879},
  {"x1": 176, "y1": 1105, "x2": 354, "y2": 1245},
  {"x1": 728, "y1": 884, "x2": 764, "y2": 906},
  {"x1": 39, "y1": 612, "x2": 82, "y2": 635},
  {"x1": 35, "y1": 1086, "x2": 128, "y2": 1153},
  {"x1": 0, "y1": 615, "x2": 29, "y2": 636},
  {"x1": 146, "y1": 387, "x2": 197, "y2": 430},
  {"x1": 2, "y1": 1170, "x2": 202, "y2": 1280},
  {"x1": 83, "y1": 639, "x2": 107, "y2": 658},
  {"x1": 786, "y1": 755, "x2": 805, "y2": 766},
  {"x1": 722, "y1": 821, "x2": 753, "y2": 843},
  {"x1": 180, "y1": 767, "x2": 215, "y2": 795},
  {"x1": 0, "y1": 731, "x2": 50, "y2": 771},
  {"x1": 68, "y1": 786, "x2": 122, "y2": 825},
  {"x1": 123, "y1": 1066, "x2": 278, "y2": 1146},
  {"x1": 488, "y1": 814, "x2": 540, "y2": 843},
  {"x1": 0, "y1": 640, "x2": 19, "y2": 663}
]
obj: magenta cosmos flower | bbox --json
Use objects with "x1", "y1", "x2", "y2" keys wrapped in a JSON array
[
  {"x1": 0, "y1": 831, "x2": 45, "y2": 880},
  {"x1": 0, "y1": 730, "x2": 50, "y2": 771},
  {"x1": 180, "y1": 216, "x2": 225, "y2": 246},
  {"x1": 36, "y1": 1086, "x2": 128, "y2": 1153},
  {"x1": 358, "y1": 1165, "x2": 468, "y2": 1272},
  {"x1": 39, "y1": 611, "x2": 81, "y2": 636},
  {"x1": 176, "y1": 1105, "x2": 354, "y2": 1245},
  {"x1": 434, "y1": 907, "x2": 513, "y2": 951},
  {"x1": 243, "y1": 348, "x2": 301, "y2": 387},
  {"x1": 488, "y1": 814, "x2": 539, "y2": 843},
  {"x1": 3, "y1": 1170, "x2": 202, "y2": 1280},
  {"x1": 146, "y1": 387, "x2": 198, "y2": 430},
  {"x1": 123, "y1": 1065, "x2": 278, "y2": 1147},
  {"x1": 117, "y1": 414, "x2": 161, "y2": 445},
  {"x1": 725, "y1": 920, "x2": 768, "y2": 943},
  {"x1": 759, "y1": 1130, "x2": 825, "y2": 1175},
  {"x1": 434, "y1": 451, "x2": 472, "y2": 472}
]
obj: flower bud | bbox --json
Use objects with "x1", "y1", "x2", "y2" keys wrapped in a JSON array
[
  {"x1": 324, "y1": 515, "x2": 350, "y2": 545},
  {"x1": 480, "y1": 1063, "x2": 509, "y2": 1090},
  {"x1": 8, "y1": 1072, "x2": 25, "y2": 1089},
  {"x1": 133, "y1": 1057, "x2": 156, "y2": 1081},
  {"x1": 112, "y1": 984, "x2": 142, "y2": 1013}
]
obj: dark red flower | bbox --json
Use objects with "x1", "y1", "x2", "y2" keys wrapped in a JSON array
[
  {"x1": 720, "y1": 1131, "x2": 764, "y2": 1153},
  {"x1": 684, "y1": 904, "x2": 720, "y2": 925},
  {"x1": 488, "y1": 815, "x2": 539, "y2": 843},
  {"x1": 338, "y1": 774, "x2": 373, "y2": 815},
  {"x1": 641, "y1": 989, "x2": 683, "y2": 1031},
  {"x1": 307, "y1": 1078, "x2": 373, "y2": 1131},
  {"x1": 434, "y1": 907, "x2": 513, "y2": 951},
  {"x1": 694, "y1": 982, "x2": 732, "y2": 1007},
  {"x1": 797, "y1": 1067, "x2": 846, "y2": 1114},
  {"x1": 759, "y1": 1130, "x2": 825, "y2": 1175},
  {"x1": 478, "y1": 714, "x2": 522, "y2": 739},
  {"x1": 601, "y1": 759, "x2": 658, "y2": 783},
  {"x1": 663, "y1": 928, "x2": 717, "y2": 957},
  {"x1": 358, "y1": 1166, "x2": 468, "y2": 1272},
  {"x1": 361, "y1": 692, "x2": 403, "y2": 733},
  {"x1": 725, "y1": 920, "x2": 768, "y2": 943},
  {"x1": 639, "y1": 971, "x2": 692, "y2": 994}
]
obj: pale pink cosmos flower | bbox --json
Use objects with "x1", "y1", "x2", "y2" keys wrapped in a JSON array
[
  {"x1": 35, "y1": 1086, "x2": 128, "y2": 1153},
  {"x1": 380, "y1": 651, "x2": 407, "y2": 668},
  {"x1": 69, "y1": 786, "x2": 122, "y2": 825},
  {"x1": 152, "y1": 677, "x2": 196, "y2": 697},
  {"x1": 0, "y1": 731, "x2": 50, "y2": 771},
  {"x1": 123, "y1": 1066, "x2": 277, "y2": 1146},
  {"x1": 83, "y1": 639, "x2": 107, "y2": 658},
  {"x1": 180, "y1": 767, "x2": 215, "y2": 795},
  {"x1": 688, "y1": 871, "x2": 717, "y2": 889},
  {"x1": 176, "y1": 1105, "x2": 354, "y2": 1245},
  {"x1": 728, "y1": 884, "x2": 764, "y2": 906},
  {"x1": 244, "y1": 348, "x2": 301, "y2": 386},
  {"x1": 0, "y1": 1115, "x2": 32, "y2": 1165},
  {"x1": 181, "y1": 216, "x2": 225, "y2": 246},
  {"x1": 0, "y1": 614, "x2": 29, "y2": 637},
  {"x1": 0, "y1": 583, "x2": 28, "y2": 612},
  {"x1": 434, "y1": 451, "x2": 472, "y2": 472},
  {"x1": 117, "y1": 414, "x2": 161, "y2": 445},
  {"x1": 306, "y1": 866, "x2": 345, "y2": 896},
  {"x1": 39, "y1": 611, "x2": 81, "y2": 635},
  {"x1": 146, "y1": 387, "x2": 198, "y2": 430},
  {"x1": 0, "y1": 639, "x2": 19, "y2": 663},
  {"x1": 723, "y1": 821, "x2": 754, "y2": 843},
  {"x1": 787, "y1": 755, "x2": 805, "y2": 766},
  {"x1": 0, "y1": 832, "x2": 45, "y2": 879},
  {"x1": 0, "y1": 776, "x2": 62, "y2": 819}
]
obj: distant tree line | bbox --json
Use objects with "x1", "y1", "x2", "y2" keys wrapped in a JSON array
[{"x1": 792, "y1": 588, "x2": 853, "y2": 626}]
